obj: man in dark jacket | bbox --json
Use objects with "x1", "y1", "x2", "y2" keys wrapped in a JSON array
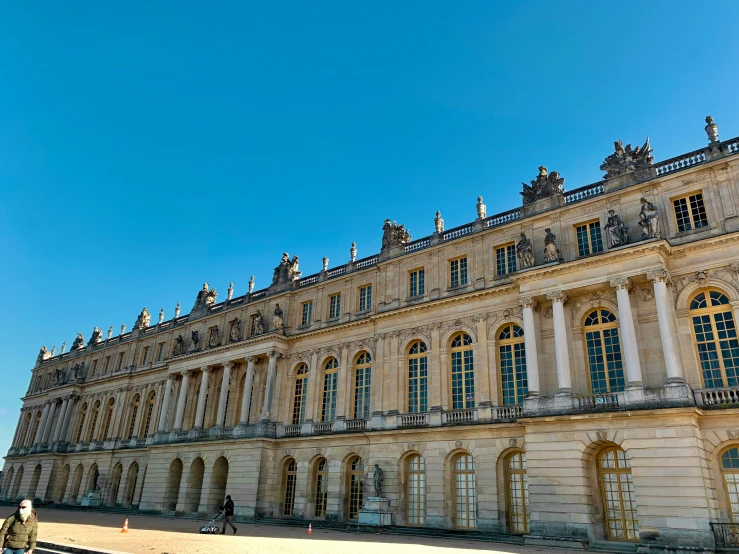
[
  {"x1": 220, "y1": 495, "x2": 236, "y2": 535},
  {"x1": 0, "y1": 499, "x2": 38, "y2": 554}
]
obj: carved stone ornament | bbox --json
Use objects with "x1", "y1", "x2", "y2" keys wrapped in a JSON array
[
  {"x1": 434, "y1": 211, "x2": 444, "y2": 233},
  {"x1": 455, "y1": 440, "x2": 463, "y2": 449},
  {"x1": 518, "y1": 297, "x2": 537, "y2": 311},
  {"x1": 189, "y1": 330, "x2": 200, "y2": 353},
  {"x1": 516, "y1": 233, "x2": 535, "y2": 269},
  {"x1": 638, "y1": 288, "x2": 654, "y2": 302},
  {"x1": 508, "y1": 438, "x2": 518, "y2": 448},
  {"x1": 133, "y1": 307, "x2": 151, "y2": 330},
  {"x1": 228, "y1": 318, "x2": 241, "y2": 342},
  {"x1": 350, "y1": 242, "x2": 357, "y2": 262},
  {"x1": 544, "y1": 307, "x2": 553, "y2": 319},
  {"x1": 273, "y1": 304, "x2": 284, "y2": 332},
  {"x1": 272, "y1": 253, "x2": 301, "y2": 285},
  {"x1": 543, "y1": 228, "x2": 560, "y2": 262},
  {"x1": 638, "y1": 197, "x2": 660, "y2": 240},
  {"x1": 728, "y1": 430, "x2": 739, "y2": 440},
  {"x1": 208, "y1": 326, "x2": 219, "y2": 348},
  {"x1": 37, "y1": 346, "x2": 51, "y2": 364},
  {"x1": 476, "y1": 196, "x2": 486, "y2": 219},
  {"x1": 192, "y1": 283, "x2": 217, "y2": 312},
  {"x1": 252, "y1": 310, "x2": 265, "y2": 335},
  {"x1": 172, "y1": 334, "x2": 184, "y2": 356},
  {"x1": 596, "y1": 430, "x2": 608, "y2": 442},
  {"x1": 88, "y1": 327, "x2": 103, "y2": 346},
  {"x1": 605, "y1": 209, "x2": 629, "y2": 248},
  {"x1": 600, "y1": 138, "x2": 653, "y2": 179},
  {"x1": 407, "y1": 442, "x2": 418, "y2": 452},
  {"x1": 706, "y1": 115, "x2": 719, "y2": 144},
  {"x1": 71, "y1": 333, "x2": 85, "y2": 351},
  {"x1": 521, "y1": 166, "x2": 565, "y2": 206},
  {"x1": 381, "y1": 219, "x2": 412, "y2": 250}
]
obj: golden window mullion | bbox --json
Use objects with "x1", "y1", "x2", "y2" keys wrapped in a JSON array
[{"x1": 710, "y1": 311, "x2": 730, "y2": 387}]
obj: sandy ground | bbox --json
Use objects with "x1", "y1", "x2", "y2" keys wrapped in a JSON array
[{"x1": 0, "y1": 507, "x2": 584, "y2": 554}]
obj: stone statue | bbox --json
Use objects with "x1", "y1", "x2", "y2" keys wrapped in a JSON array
[
  {"x1": 175, "y1": 302, "x2": 181, "y2": 318},
  {"x1": 159, "y1": 308, "x2": 164, "y2": 323},
  {"x1": 133, "y1": 308, "x2": 151, "y2": 330},
  {"x1": 434, "y1": 211, "x2": 444, "y2": 233},
  {"x1": 521, "y1": 166, "x2": 565, "y2": 206},
  {"x1": 253, "y1": 311, "x2": 264, "y2": 335},
  {"x1": 373, "y1": 464, "x2": 384, "y2": 497},
  {"x1": 173, "y1": 335, "x2": 184, "y2": 356},
  {"x1": 55, "y1": 367, "x2": 64, "y2": 385},
  {"x1": 381, "y1": 219, "x2": 412, "y2": 250},
  {"x1": 208, "y1": 327, "x2": 219, "y2": 348},
  {"x1": 705, "y1": 115, "x2": 719, "y2": 144},
  {"x1": 190, "y1": 330, "x2": 200, "y2": 352},
  {"x1": 516, "y1": 233, "x2": 535, "y2": 269},
  {"x1": 88, "y1": 327, "x2": 102, "y2": 346},
  {"x1": 272, "y1": 254, "x2": 302, "y2": 285},
  {"x1": 60, "y1": 342, "x2": 66, "y2": 354},
  {"x1": 273, "y1": 304, "x2": 284, "y2": 332},
  {"x1": 600, "y1": 139, "x2": 653, "y2": 179},
  {"x1": 248, "y1": 276, "x2": 255, "y2": 294},
  {"x1": 92, "y1": 467, "x2": 100, "y2": 491},
  {"x1": 71, "y1": 363, "x2": 81, "y2": 380},
  {"x1": 227, "y1": 282, "x2": 234, "y2": 300},
  {"x1": 322, "y1": 257, "x2": 329, "y2": 271},
  {"x1": 638, "y1": 197, "x2": 660, "y2": 239},
  {"x1": 50, "y1": 345, "x2": 56, "y2": 356},
  {"x1": 192, "y1": 283, "x2": 217, "y2": 312},
  {"x1": 107, "y1": 326, "x2": 113, "y2": 339},
  {"x1": 229, "y1": 318, "x2": 241, "y2": 342},
  {"x1": 350, "y1": 242, "x2": 357, "y2": 262},
  {"x1": 120, "y1": 324, "x2": 126, "y2": 335},
  {"x1": 37, "y1": 346, "x2": 50, "y2": 364},
  {"x1": 476, "y1": 196, "x2": 486, "y2": 219},
  {"x1": 71, "y1": 333, "x2": 85, "y2": 351},
  {"x1": 543, "y1": 228, "x2": 560, "y2": 262},
  {"x1": 605, "y1": 209, "x2": 629, "y2": 248}
]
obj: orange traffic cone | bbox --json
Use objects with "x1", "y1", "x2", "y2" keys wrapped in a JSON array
[
  {"x1": 121, "y1": 518, "x2": 129, "y2": 533},
  {"x1": 307, "y1": 523, "x2": 312, "y2": 535}
]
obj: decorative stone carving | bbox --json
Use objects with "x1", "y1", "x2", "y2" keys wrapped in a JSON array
[
  {"x1": 273, "y1": 304, "x2": 284, "y2": 332},
  {"x1": 71, "y1": 362, "x2": 83, "y2": 380},
  {"x1": 516, "y1": 233, "x2": 535, "y2": 269},
  {"x1": 518, "y1": 297, "x2": 537, "y2": 311},
  {"x1": 192, "y1": 284, "x2": 217, "y2": 312},
  {"x1": 728, "y1": 430, "x2": 739, "y2": 440},
  {"x1": 381, "y1": 219, "x2": 411, "y2": 250},
  {"x1": 159, "y1": 308, "x2": 164, "y2": 324},
  {"x1": 705, "y1": 115, "x2": 719, "y2": 144},
  {"x1": 600, "y1": 139, "x2": 653, "y2": 179},
  {"x1": 172, "y1": 335, "x2": 184, "y2": 356},
  {"x1": 208, "y1": 327, "x2": 219, "y2": 348},
  {"x1": 227, "y1": 282, "x2": 234, "y2": 301},
  {"x1": 638, "y1": 197, "x2": 660, "y2": 239},
  {"x1": 133, "y1": 308, "x2": 151, "y2": 330},
  {"x1": 322, "y1": 257, "x2": 329, "y2": 271},
  {"x1": 253, "y1": 310, "x2": 265, "y2": 335},
  {"x1": 37, "y1": 346, "x2": 50, "y2": 364},
  {"x1": 546, "y1": 290, "x2": 568, "y2": 304},
  {"x1": 175, "y1": 302, "x2": 181, "y2": 318},
  {"x1": 509, "y1": 438, "x2": 518, "y2": 448},
  {"x1": 229, "y1": 318, "x2": 241, "y2": 342},
  {"x1": 521, "y1": 166, "x2": 565, "y2": 206},
  {"x1": 610, "y1": 277, "x2": 631, "y2": 291},
  {"x1": 434, "y1": 211, "x2": 444, "y2": 233},
  {"x1": 605, "y1": 209, "x2": 629, "y2": 248},
  {"x1": 60, "y1": 342, "x2": 66, "y2": 354},
  {"x1": 455, "y1": 440, "x2": 463, "y2": 449},
  {"x1": 638, "y1": 288, "x2": 654, "y2": 302},
  {"x1": 107, "y1": 326, "x2": 113, "y2": 339},
  {"x1": 88, "y1": 327, "x2": 102, "y2": 346},
  {"x1": 54, "y1": 367, "x2": 64, "y2": 385},
  {"x1": 647, "y1": 269, "x2": 669, "y2": 284},
  {"x1": 350, "y1": 242, "x2": 357, "y2": 262},
  {"x1": 596, "y1": 430, "x2": 607, "y2": 442},
  {"x1": 373, "y1": 464, "x2": 384, "y2": 497},
  {"x1": 544, "y1": 307, "x2": 553, "y2": 319},
  {"x1": 71, "y1": 333, "x2": 85, "y2": 351},
  {"x1": 248, "y1": 276, "x2": 255, "y2": 293},
  {"x1": 272, "y1": 253, "x2": 302, "y2": 285},
  {"x1": 476, "y1": 197, "x2": 486, "y2": 219},
  {"x1": 543, "y1": 228, "x2": 560, "y2": 262},
  {"x1": 120, "y1": 324, "x2": 126, "y2": 335},
  {"x1": 189, "y1": 330, "x2": 200, "y2": 353}
]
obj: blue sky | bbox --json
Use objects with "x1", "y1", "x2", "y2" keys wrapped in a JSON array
[{"x1": 1, "y1": 1, "x2": 738, "y2": 454}]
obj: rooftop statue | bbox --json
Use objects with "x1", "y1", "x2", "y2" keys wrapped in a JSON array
[
  {"x1": 600, "y1": 139, "x2": 653, "y2": 179},
  {"x1": 521, "y1": 166, "x2": 565, "y2": 206},
  {"x1": 272, "y1": 253, "x2": 302, "y2": 286},
  {"x1": 37, "y1": 346, "x2": 51, "y2": 364},
  {"x1": 381, "y1": 219, "x2": 411, "y2": 250},
  {"x1": 705, "y1": 115, "x2": 719, "y2": 144},
  {"x1": 88, "y1": 327, "x2": 103, "y2": 345},
  {"x1": 71, "y1": 332, "x2": 85, "y2": 351},
  {"x1": 133, "y1": 307, "x2": 151, "y2": 330},
  {"x1": 192, "y1": 283, "x2": 218, "y2": 312},
  {"x1": 544, "y1": 228, "x2": 561, "y2": 262}
]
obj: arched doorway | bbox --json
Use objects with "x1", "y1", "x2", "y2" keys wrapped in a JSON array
[
  {"x1": 136, "y1": 465, "x2": 147, "y2": 507},
  {"x1": 504, "y1": 451, "x2": 529, "y2": 534},
  {"x1": 346, "y1": 456, "x2": 363, "y2": 521},
  {"x1": 185, "y1": 458, "x2": 205, "y2": 513},
  {"x1": 11, "y1": 467, "x2": 24, "y2": 500},
  {"x1": 452, "y1": 453, "x2": 477, "y2": 529},
  {"x1": 70, "y1": 465, "x2": 83, "y2": 504},
  {"x1": 282, "y1": 458, "x2": 297, "y2": 516},
  {"x1": 597, "y1": 446, "x2": 638, "y2": 541},
  {"x1": 4, "y1": 467, "x2": 15, "y2": 499},
  {"x1": 164, "y1": 458, "x2": 183, "y2": 512},
  {"x1": 406, "y1": 454, "x2": 426, "y2": 526},
  {"x1": 57, "y1": 465, "x2": 70, "y2": 503},
  {"x1": 109, "y1": 463, "x2": 123, "y2": 506},
  {"x1": 28, "y1": 465, "x2": 42, "y2": 500},
  {"x1": 124, "y1": 463, "x2": 139, "y2": 508},
  {"x1": 207, "y1": 457, "x2": 229, "y2": 515},
  {"x1": 86, "y1": 464, "x2": 99, "y2": 494}
]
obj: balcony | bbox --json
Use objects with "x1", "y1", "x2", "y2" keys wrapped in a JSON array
[
  {"x1": 695, "y1": 387, "x2": 739, "y2": 408},
  {"x1": 711, "y1": 522, "x2": 739, "y2": 548}
]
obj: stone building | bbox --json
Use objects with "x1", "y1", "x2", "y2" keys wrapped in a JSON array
[{"x1": 4, "y1": 117, "x2": 739, "y2": 551}]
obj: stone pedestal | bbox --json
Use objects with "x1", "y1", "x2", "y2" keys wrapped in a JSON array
[
  {"x1": 357, "y1": 497, "x2": 392, "y2": 527},
  {"x1": 80, "y1": 489, "x2": 102, "y2": 507}
]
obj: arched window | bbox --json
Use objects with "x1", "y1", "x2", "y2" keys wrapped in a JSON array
[
  {"x1": 353, "y1": 352, "x2": 372, "y2": 419},
  {"x1": 127, "y1": 395, "x2": 140, "y2": 440},
  {"x1": 453, "y1": 453, "x2": 476, "y2": 528},
  {"x1": 690, "y1": 289, "x2": 739, "y2": 388},
  {"x1": 322, "y1": 358, "x2": 339, "y2": 422},
  {"x1": 314, "y1": 458, "x2": 328, "y2": 518},
  {"x1": 102, "y1": 399, "x2": 115, "y2": 440},
  {"x1": 86, "y1": 401, "x2": 101, "y2": 442},
  {"x1": 505, "y1": 451, "x2": 529, "y2": 534},
  {"x1": 721, "y1": 447, "x2": 739, "y2": 521},
  {"x1": 450, "y1": 333, "x2": 475, "y2": 409},
  {"x1": 584, "y1": 309, "x2": 625, "y2": 393},
  {"x1": 18, "y1": 414, "x2": 31, "y2": 447},
  {"x1": 292, "y1": 364, "x2": 309, "y2": 425},
  {"x1": 408, "y1": 341, "x2": 428, "y2": 413},
  {"x1": 347, "y1": 456, "x2": 364, "y2": 520},
  {"x1": 598, "y1": 446, "x2": 638, "y2": 541},
  {"x1": 282, "y1": 458, "x2": 297, "y2": 516},
  {"x1": 406, "y1": 454, "x2": 425, "y2": 525},
  {"x1": 142, "y1": 391, "x2": 156, "y2": 438},
  {"x1": 74, "y1": 404, "x2": 87, "y2": 444},
  {"x1": 499, "y1": 324, "x2": 527, "y2": 405}
]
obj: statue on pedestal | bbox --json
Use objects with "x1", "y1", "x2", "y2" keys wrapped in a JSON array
[
  {"x1": 37, "y1": 346, "x2": 51, "y2": 364},
  {"x1": 516, "y1": 233, "x2": 535, "y2": 269},
  {"x1": 208, "y1": 327, "x2": 219, "y2": 348},
  {"x1": 543, "y1": 228, "x2": 560, "y2": 262},
  {"x1": 192, "y1": 284, "x2": 217, "y2": 312},
  {"x1": 521, "y1": 167, "x2": 565, "y2": 205},
  {"x1": 272, "y1": 254, "x2": 302, "y2": 285},
  {"x1": 173, "y1": 335, "x2": 184, "y2": 356},
  {"x1": 227, "y1": 282, "x2": 234, "y2": 300},
  {"x1": 605, "y1": 209, "x2": 629, "y2": 247},
  {"x1": 92, "y1": 467, "x2": 100, "y2": 491},
  {"x1": 71, "y1": 333, "x2": 85, "y2": 351},
  {"x1": 434, "y1": 211, "x2": 444, "y2": 233},
  {"x1": 159, "y1": 308, "x2": 164, "y2": 323},
  {"x1": 373, "y1": 464, "x2": 384, "y2": 497},
  {"x1": 88, "y1": 327, "x2": 103, "y2": 346},
  {"x1": 253, "y1": 311, "x2": 265, "y2": 335},
  {"x1": 638, "y1": 198, "x2": 660, "y2": 239},
  {"x1": 248, "y1": 276, "x2": 255, "y2": 294},
  {"x1": 189, "y1": 330, "x2": 200, "y2": 352},
  {"x1": 133, "y1": 308, "x2": 151, "y2": 330},
  {"x1": 705, "y1": 115, "x2": 719, "y2": 144},
  {"x1": 273, "y1": 304, "x2": 284, "y2": 332},
  {"x1": 381, "y1": 220, "x2": 411, "y2": 250}
]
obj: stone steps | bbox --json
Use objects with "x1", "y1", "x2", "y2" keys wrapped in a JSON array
[{"x1": 589, "y1": 540, "x2": 638, "y2": 554}]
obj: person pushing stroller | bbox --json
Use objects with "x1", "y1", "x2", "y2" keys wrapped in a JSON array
[{"x1": 221, "y1": 495, "x2": 237, "y2": 535}]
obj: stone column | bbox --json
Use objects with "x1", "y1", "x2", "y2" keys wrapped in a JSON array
[
  {"x1": 157, "y1": 377, "x2": 174, "y2": 432},
  {"x1": 173, "y1": 371, "x2": 190, "y2": 431},
  {"x1": 11, "y1": 411, "x2": 25, "y2": 448},
  {"x1": 42, "y1": 401, "x2": 58, "y2": 443},
  {"x1": 216, "y1": 362, "x2": 232, "y2": 427},
  {"x1": 611, "y1": 277, "x2": 644, "y2": 387},
  {"x1": 194, "y1": 367, "x2": 211, "y2": 429},
  {"x1": 260, "y1": 351, "x2": 278, "y2": 420},
  {"x1": 648, "y1": 270, "x2": 684, "y2": 382},
  {"x1": 51, "y1": 398, "x2": 70, "y2": 443},
  {"x1": 60, "y1": 397, "x2": 76, "y2": 442},
  {"x1": 519, "y1": 297, "x2": 541, "y2": 396},
  {"x1": 336, "y1": 345, "x2": 350, "y2": 419},
  {"x1": 34, "y1": 403, "x2": 50, "y2": 445},
  {"x1": 239, "y1": 357, "x2": 256, "y2": 424},
  {"x1": 547, "y1": 291, "x2": 572, "y2": 393}
]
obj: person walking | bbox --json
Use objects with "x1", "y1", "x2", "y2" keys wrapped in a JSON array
[
  {"x1": 0, "y1": 499, "x2": 38, "y2": 554},
  {"x1": 221, "y1": 495, "x2": 236, "y2": 535}
]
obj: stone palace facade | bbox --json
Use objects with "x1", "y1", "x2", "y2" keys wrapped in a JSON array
[{"x1": 4, "y1": 117, "x2": 739, "y2": 551}]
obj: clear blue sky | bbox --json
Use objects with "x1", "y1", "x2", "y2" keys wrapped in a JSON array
[{"x1": 1, "y1": 1, "x2": 738, "y2": 454}]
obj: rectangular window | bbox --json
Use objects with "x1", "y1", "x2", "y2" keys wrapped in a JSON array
[
  {"x1": 157, "y1": 342, "x2": 165, "y2": 361},
  {"x1": 329, "y1": 293, "x2": 341, "y2": 319},
  {"x1": 575, "y1": 220, "x2": 604, "y2": 257},
  {"x1": 495, "y1": 243, "x2": 517, "y2": 276},
  {"x1": 450, "y1": 257, "x2": 468, "y2": 288},
  {"x1": 409, "y1": 269, "x2": 425, "y2": 297},
  {"x1": 104, "y1": 356, "x2": 111, "y2": 371},
  {"x1": 141, "y1": 346, "x2": 150, "y2": 365},
  {"x1": 358, "y1": 285, "x2": 372, "y2": 312},
  {"x1": 673, "y1": 192, "x2": 708, "y2": 232},
  {"x1": 92, "y1": 359, "x2": 99, "y2": 376},
  {"x1": 301, "y1": 301, "x2": 313, "y2": 326},
  {"x1": 250, "y1": 314, "x2": 259, "y2": 335},
  {"x1": 117, "y1": 353, "x2": 125, "y2": 371}
]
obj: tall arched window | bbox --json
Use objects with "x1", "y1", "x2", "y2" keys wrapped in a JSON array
[
  {"x1": 347, "y1": 456, "x2": 364, "y2": 520},
  {"x1": 86, "y1": 401, "x2": 101, "y2": 442},
  {"x1": 74, "y1": 404, "x2": 87, "y2": 444},
  {"x1": 690, "y1": 289, "x2": 739, "y2": 388},
  {"x1": 583, "y1": 309, "x2": 625, "y2": 393},
  {"x1": 450, "y1": 333, "x2": 475, "y2": 410},
  {"x1": 721, "y1": 447, "x2": 739, "y2": 521},
  {"x1": 408, "y1": 341, "x2": 428, "y2": 413},
  {"x1": 322, "y1": 358, "x2": 339, "y2": 422},
  {"x1": 314, "y1": 458, "x2": 328, "y2": 518},
  {"x1": 498, "y1": 324, "x2": 527, "y2": 405},
  {"x1": 30, "y1": 411, "x2": 42, "y2": 445},
  {"x1": 453, "y1": 453, "x2": 477, "y2": 528},
  {"x1": 102, "y1": 398, "x2": 115, "y2": 440},
  {"x1": 282, "y1": 458, "x2": 297, "y2": 516},
  {"x1": 127, "y1": 395, "x2": 140, "y2": 440},
  {"x1": 292, "y1": 364, "x2": 309, "y2": 424},
  {"x1": 406, "y1": 454, "x2": 425, "y2": 525},
  {"x1": 598, "y1": 446, "x2": 638, "y2": 541},
  {"x1": 505, "y1": 451, "x2": 529, "y2": 534},
  {"x1": 142, "y1": 391, "x2": 156, "y2": 438},
  {"x1": 353, "y1": 352, "x2": 372, "y2": 419}
]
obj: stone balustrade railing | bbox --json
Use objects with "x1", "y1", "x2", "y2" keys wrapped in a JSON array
[
  {"x1": 694, "y1": 387, "x2": 739, "y2": 407},
  {"x1": 574, "y1": 392, "x2": 623, "y2": 410}
]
